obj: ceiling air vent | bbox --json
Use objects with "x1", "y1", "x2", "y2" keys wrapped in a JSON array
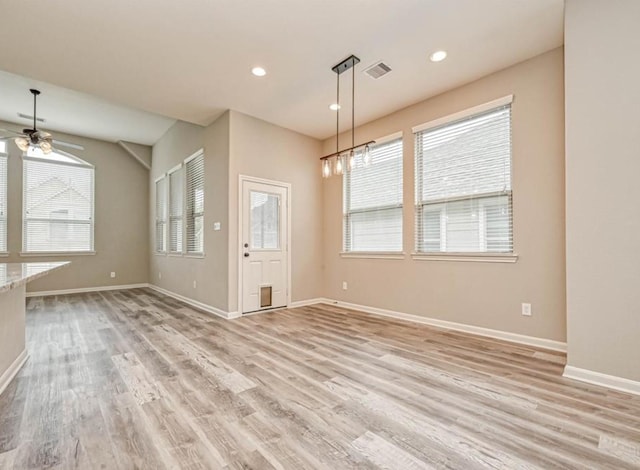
[
  {"x1": 363, "y1": 61, "x2": 392, "y2": 79},
  {"x1": 18, "y1": 113, "x2": 46, "y2": 123}
]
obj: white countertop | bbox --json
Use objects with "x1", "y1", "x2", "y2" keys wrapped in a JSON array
[{"x1": 0, "y1": 262, "x2": 70, "y2": 294}]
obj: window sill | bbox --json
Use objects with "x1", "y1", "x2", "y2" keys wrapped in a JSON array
[
  {"x1": 162, "y1": 252, "x2": 205, "y2": 259},
  {"x1": 340, "y1": 251, "x2": 406, "y2": 260},
  {"x1": 0, "y1": 252, "x2": 8, "y2": 258},
  {"x1": 20, "y1": 251, "x2": 96, "y2": 257},
  {"x1": 411, "y1": 252, "x2": 518, "y2": 263}
]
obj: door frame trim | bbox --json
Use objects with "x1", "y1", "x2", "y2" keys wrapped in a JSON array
[{"x1": 237, "y1": 175, "x2": 292, "y2": 315}]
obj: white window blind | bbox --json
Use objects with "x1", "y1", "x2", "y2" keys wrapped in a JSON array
[
  {"x1": 168, "y1": 165, "x2": 184, "y2": 253},
  {"x1": 23, "y1": 148, "x2": 94, "y2": 252},
  {"x1": 344, "y1": 137, "x2": 403, "y2": 252},
  {"x1": 415, "y1": 103, "x2": 512, "y2": 253},
  {"x1": 185, "y1": 152, "x2": 204, "y2": 254},
  {"x1": 155, "y1": 176, "x2": 167, "y2": 252},
  {"x1": 0, "y1": 147, "x2": 7, "y2": 252}
]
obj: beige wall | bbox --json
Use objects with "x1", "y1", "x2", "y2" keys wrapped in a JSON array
[
  {"x1": 322, "y1": 48, "x2": 566, "y2": 341},
  {"x1": 565, "y1": 0, "x2": 640, "y2": 381},
  {"x1": 151, "y1": 112, "x2": 323, "y2": 313},
  {"x1": 149, "y1": 116, "x2": 231, "y2": 312},
  {"x1": 1, "y1": 121, "x2": 150, "y2": 292},
  {"x1": 227, "y1": 111, "x2": 324, "y2": 312}
]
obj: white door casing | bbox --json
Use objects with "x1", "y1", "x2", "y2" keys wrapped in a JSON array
[{"x1": 239, "y1": 176, "x2": 290, "y2": 314}]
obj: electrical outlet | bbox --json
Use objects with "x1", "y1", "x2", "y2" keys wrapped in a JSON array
[
  {"x1": 158, "y1": 272, "x2": 162, "y2": 279},
  {"x1": 193, "y1": 280, "x2": 197, "y2": 289},
  {"x1": 522, "y1": 303, "x2": 532, "y2": 316},
  {"x1": 342, "y1": 281, "x2": 348, "y2": 290},
  {"x1": 110, "y1": 272, "x2": 116, "y2": 278}
]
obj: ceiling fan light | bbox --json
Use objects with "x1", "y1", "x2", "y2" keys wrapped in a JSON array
[
  {"x1": 15, "y1": 137, "x2": 30, "y2": 152},
  {"x1": 40, "y1": 141, "x2": 53, "y2": 154}
]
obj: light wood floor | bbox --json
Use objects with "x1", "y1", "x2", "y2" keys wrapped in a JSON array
[{"x1": 0, "y1": 289, "x2": 639, "y2": 469}]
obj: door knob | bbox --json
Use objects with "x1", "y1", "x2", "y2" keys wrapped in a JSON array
[{"x1": 244, "y1": 253, "x2": 249, "y2": 257}]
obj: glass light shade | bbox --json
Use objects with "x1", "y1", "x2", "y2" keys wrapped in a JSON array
[
  {"x1": 334, "y1": 156, "x2": 343, "y2": 175},
  {"x1": 39, "y1": 140, "x2": 53, "y2": 154},
  {"x1": 15, "y1": 137, "x2": 30, "y2": 152},
  {"x1": 363, "y1": 144, "x2": 371, "y2": 166},
  {"x1": 349, "y1": 150, "x2": 355, "y2": 169},
  {"x1": 322, "y1": 159, "x2": 331, "y2": 178}
]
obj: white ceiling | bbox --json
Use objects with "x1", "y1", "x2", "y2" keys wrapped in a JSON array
[
  {"x1": 0, "y1": 70, "x2": 175, "y2": 145},
  {"x1": 0, "y1": 0, "x2": 564, "y2": 142}
]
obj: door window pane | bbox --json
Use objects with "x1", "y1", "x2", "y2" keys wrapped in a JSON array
[{"x1": 250, "y1": 191, "x2": 279, "y2": 249}]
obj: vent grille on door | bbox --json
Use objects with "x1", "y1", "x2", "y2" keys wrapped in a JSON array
[{"x1": 363, "y1": 61, "x2": 392, "y2": 79}]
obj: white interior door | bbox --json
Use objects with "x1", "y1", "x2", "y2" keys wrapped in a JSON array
[{"x1": 241, "y1": 179, "x2": 289, "y2": 314}]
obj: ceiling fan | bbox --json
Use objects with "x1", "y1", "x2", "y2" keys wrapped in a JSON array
[{"x1": 0, "y1": 88, "x2": 83, "y2": 153}]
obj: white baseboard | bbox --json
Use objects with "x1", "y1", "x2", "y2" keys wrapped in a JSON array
[
  {"x1": 0, "y1": 349, "x2": 28, "y2": 396},
  {"x1": 147, "y1": 284, "x2": 234, "y2": 320},
  {"x1": 308, "y1": 299, "x2": 567, "y2": 353},
  {"x1": 25, "y1": 282, "x2": 238, "y2": 320},
  {"x1": 27, "y1": 283, "x2": 149, "y2": 298},
  {"x1": 289, "y1": 298, "x2": 330, "y2": 308},
  {"x1": 563, "y1": 365, "x2": 640, "y2": 396}
]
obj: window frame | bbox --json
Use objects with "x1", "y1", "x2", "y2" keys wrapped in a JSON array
[
  {"x1": 154, "y1": 175, "x2": 167, "y2": 254},
  {"x1": 167, "y1": 163, "x2": 185, "y2": 255},
  {"x1": 184, "y1": 150, "x2": 205, "y2": 255},
  {"x1": 21, "y1": 148, "x2": 95, "y2": 255},
  {"x1": 412, "y1": 95, "x2": 518, "y2": 263},
  {"x1": 342, "y1": 133, "x2": 404, "y2": 257},
  {"x1": 157, "y1": 148, "x2": 205, "y2": 258}
]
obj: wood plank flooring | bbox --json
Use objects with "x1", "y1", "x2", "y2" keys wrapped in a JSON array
[{"x1": 0, "y1": 288, "x2": 639, "y2": 469}]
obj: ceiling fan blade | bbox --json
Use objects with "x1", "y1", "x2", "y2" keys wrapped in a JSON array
[{"x1": 52, "y1": 139, "x2": 84, "y2": 151}]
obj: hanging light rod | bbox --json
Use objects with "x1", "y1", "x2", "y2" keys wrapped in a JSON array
[
  {"x1": 320, "y1": 54, "x2": 375, "y2": 174},
  {"x1": 320, "y1": 140, "x2": 376, "y2": 161}
]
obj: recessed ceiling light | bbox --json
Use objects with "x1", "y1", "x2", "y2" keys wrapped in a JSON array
[
  {"x1": 329, "y1": 103, "x2": 341, "y2": 111},
  {"x1": 429, "y1": 50, "x2": 447, "y2": 62},
  {"x1": 251, "y1": 66, "x2": 266, "y2": 77}
]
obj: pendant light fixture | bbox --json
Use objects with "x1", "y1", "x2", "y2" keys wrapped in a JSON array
[{"x1": 320, "y1": 55, "x2": 375, "y2": 177}]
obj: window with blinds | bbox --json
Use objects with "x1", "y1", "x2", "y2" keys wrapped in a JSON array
[
  {"x1": 185, "y1": 152, "x2": 204, "y2": 254},
  {"x1": 344, "y1": 137, "x2": 403, "y2": 252},
  {"x1": 155, "y1": 176, "x2": 167, "y2": 252},
  {"x1": 23, "y1": 147, "x2": 94, "y2": 252},
  {"x1": 168, "y1": 165, "x2": 184, "y2": 253},
  {"x1": 414, "y1": 99, "x2": 513, "y2": 253},
  {"x1": 0, "y1": 143, "x2": 7, "y2": 252}
]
